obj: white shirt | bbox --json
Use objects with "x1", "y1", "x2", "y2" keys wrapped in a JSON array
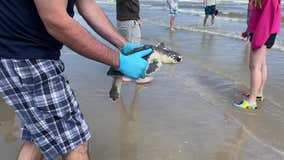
[
  {"x1": 169, "y1": 0, "x2": 178, "y2": 9},
  {"x1": 205, "y1": 0, "x2": 216, "y2": 6}
]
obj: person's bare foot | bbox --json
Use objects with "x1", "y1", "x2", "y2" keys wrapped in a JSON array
[{"x1": 170, "y1": 28, "x2": 175, "y2": 32}]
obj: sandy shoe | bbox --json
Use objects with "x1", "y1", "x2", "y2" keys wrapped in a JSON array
[
  {"x1": 232, "y1": 100, "x2": 257, "y2": 110},
  {"x1": 242, "y1": 92, "x2": 264, "y2": 102}
]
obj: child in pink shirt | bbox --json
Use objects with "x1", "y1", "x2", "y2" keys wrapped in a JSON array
[{"x1": 233, "y1": 0, "x2": 281, "y2": 109}]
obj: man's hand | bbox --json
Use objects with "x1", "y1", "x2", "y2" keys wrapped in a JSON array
[
  {"x1": 137, "y1": 19, "x2": 142, "y2": 28},
  {"x1": 203, "y1": 0, "x2": 207, "y2": 7},
  {"x1": 118, "y1": 48, "x2": 153, "y2": 79}
]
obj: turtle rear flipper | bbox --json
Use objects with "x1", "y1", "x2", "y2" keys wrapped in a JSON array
[
  {"x1": 107, "y1": 67, "x2": 124, "y2": 101},
  {"x1": 146, "y1": 60, "x2": 162, "y2": 75},
  {"x1": 109, "y1": 76, "x2": 123, "y2": 101},
  {"x1": 107, "y1": 67, "x2": 123, "y2": 76}
]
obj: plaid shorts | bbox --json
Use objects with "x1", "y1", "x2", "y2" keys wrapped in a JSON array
[{"x1": 0, "y1": 59, "x2": 91, "y2": 160}]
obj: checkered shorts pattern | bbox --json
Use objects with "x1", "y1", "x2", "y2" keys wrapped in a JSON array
[{"x1": 0, "y1": 59, "x2": 91, "y2": 160}]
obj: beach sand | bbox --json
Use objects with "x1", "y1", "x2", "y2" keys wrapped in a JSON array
[{"x1": 0, "y1": 2, "x2": 284, "y2": 160}]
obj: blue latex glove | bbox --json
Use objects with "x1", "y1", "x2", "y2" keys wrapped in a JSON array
[
  {"x1": 120, "y1": 42, "x2": 140, "y2": 54},
  {"x1": 118, "y1": 48, "x2": 153, "y2": 79}
]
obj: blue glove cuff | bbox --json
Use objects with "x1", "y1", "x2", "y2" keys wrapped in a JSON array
[{"x1": 121, "y1": 42, "x2": 140, "y2": 54}]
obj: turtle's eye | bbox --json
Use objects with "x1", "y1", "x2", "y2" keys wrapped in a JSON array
[
  {"x1": 170, "y1": 55, "x2": 182, "y2": 62},
  {"x1": 175, "y1": 55, "x2": 182, "y2": 62}
]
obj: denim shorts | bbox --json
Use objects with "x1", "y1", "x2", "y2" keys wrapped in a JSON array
[{"x1": 0, "y1": 59, "x2": 91, "y2": 160}]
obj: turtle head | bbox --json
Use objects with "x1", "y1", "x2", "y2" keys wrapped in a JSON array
[{"x1": 154, "y1": 42, "x2": 182, "y2": 63}]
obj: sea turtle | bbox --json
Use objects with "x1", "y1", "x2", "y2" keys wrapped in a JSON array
[{"x1": 107, "y1": 42, "x2": 182, "y2": 101}]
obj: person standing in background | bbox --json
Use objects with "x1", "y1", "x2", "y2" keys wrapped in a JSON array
[
  {"x1": 116, "y1": 0, "x2": 154, "y2": 84},
  {"x1": 203, "y1": 0, "x2": 217, "y2": 26},
  {"x1": 233, "y1": 0, "x2": 281, "y2": 109},
  {"x1": 167, "y1": 0, "x2": 179, "y2": 32}
]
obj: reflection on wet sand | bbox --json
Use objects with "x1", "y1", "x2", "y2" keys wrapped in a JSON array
[
  {"x1": 242, "y1": 42, "x2": 250, "y2": 65},
  {"x1": 237, "y1": 42, "x2": 251, "y2": 77},
  {"x1": 202, "y1": 33, "x2": 214, "y2": 48},
  {"x1": 0, "y1": 98, "x2": 19, "y2": 143},
  {"x1": 116, "y1": 85, "x2": 148, "y2": 160},
  {"x1": 215, "y1": 108, "x2": 259, "y2": 160},
  {"x1": 214, "y1": 42, "x2": 260, "y2": 160}
]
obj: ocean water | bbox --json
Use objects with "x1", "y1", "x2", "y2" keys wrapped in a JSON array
[
  {"x1": 69, "y1": 3, "x2": 284, "y2": 157},
  {"x1": 79, "y1": 2, "x2": 284, "y2": 159},
  {"x1": 103, "y1": 0, "x2": 284, "y2": 51},
  {"x1": 94, "y1": 0, "x2": 284, "y2": 110}
]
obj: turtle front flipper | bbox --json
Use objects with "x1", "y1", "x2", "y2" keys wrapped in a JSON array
[
  {"x1": 146, "y1": 59, "x2": 162, "y2": 75},
  {"x1": 109, "y1": 76, "x2": 123, "y2": 101}
]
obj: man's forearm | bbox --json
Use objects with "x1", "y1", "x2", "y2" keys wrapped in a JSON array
[
  {"x1": 76, "y1": 0, "x2": 127, "y2": 49},
  {"x1": 46, "y1": 16, "x2": 119, "y2": 68},
  {"x1": 34, "y1": 0, "x2": 121, "y2": 68}
]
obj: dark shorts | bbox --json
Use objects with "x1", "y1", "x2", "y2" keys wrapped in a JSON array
[
  {"x1": 0, "y1": 59, "x2": 91, "y2": 160},
  {"x1": 205, "y1": 5, "x2": 216, "y2": 15},
  {"x1": 250, "y1": 33, "x2": 277, "y2": 49}
]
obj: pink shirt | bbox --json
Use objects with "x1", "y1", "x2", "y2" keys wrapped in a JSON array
[{"x1": 248, "y1": 0, "x2": 281, "y2": 51}]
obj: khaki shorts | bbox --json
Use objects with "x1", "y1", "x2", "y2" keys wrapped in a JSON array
[{"x1": 117, "y1": 20, "x2": 141, "y2": 45}]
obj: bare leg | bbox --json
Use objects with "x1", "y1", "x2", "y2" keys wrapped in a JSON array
[
  {"x1": 248, "y1": 46, "x2": 266, "y2": 104},
  {"x1": 170, "y1": 16, "x2": 175, "y2": 31},
  {"x1": 203, "y1": 15, "x2": 208, "y2": 26},
  {"x1": 258, "y1": 47, "x2": 267, "y2": 97},
  {"x1": 63, "y1": 142, "x2": 89, "y2": 160},
  {"x1": 18, "y1": 141, "x2": 43, "y2": 160},
  {"x1": 211, "y1": 15, "x2": 215, "y2": 26}
]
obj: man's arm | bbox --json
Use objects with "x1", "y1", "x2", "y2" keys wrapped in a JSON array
[
  {"x1": 76, "y1": 0, "x2": 127, "y2": 50},
  {"x1": 203, "y1": 0, "x2": 207, "y2": 7},
  {"x1": 34, "y1": 0, "x2": 120, "y2": 68},
  {"x1": 167, "y1": 0, "x2": 172, "y2": 7},
  {"x1": 137, "y1": 19, "x2": 142, "y2": 28}
]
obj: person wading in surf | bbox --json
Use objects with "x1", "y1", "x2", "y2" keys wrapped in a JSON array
[
  {"x1": 203, "y1": 0, "x2": 217, "y2": 26},
  {"x1": 167, "y1": 0, "x2": 179, "y2": 31}
]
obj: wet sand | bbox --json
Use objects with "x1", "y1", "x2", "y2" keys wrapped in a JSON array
[{"x1": 1, "y1": 3, "x2": 284, "y2": 160}]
